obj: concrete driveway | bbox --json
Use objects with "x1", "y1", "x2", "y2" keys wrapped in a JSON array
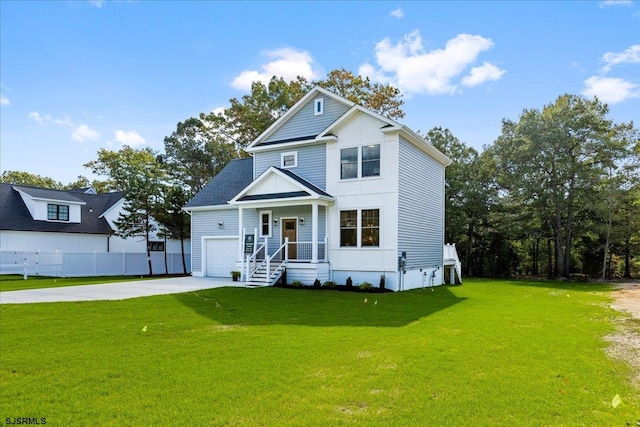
[{"x1": 0, "y1": 276, "x2": 246, "y2": 304}]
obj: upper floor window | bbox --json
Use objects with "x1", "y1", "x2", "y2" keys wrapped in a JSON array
[
  {"x1": 281, "y1": 151, "x2": 297, "y2": 168},
  {"x1": 314, "y1": 98, "x2": 324, "y2": 115},
  {"x1": 260, "y1": 210, "x2": 272, "y2": 237},
  {"x1": 47, "y1": 204, "x2": 69, "y2": 221},
  {"x1": 340, "y1": 144, "x2": 381, "y2": 180},
  {"x1": 362, "y1": 145, "x2": 380, "y2": 177},
  {"x1": 340, "y1": 147, "x2": 358, "y2": 179}
]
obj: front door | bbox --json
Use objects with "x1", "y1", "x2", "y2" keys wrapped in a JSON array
[{"x1": 282, "y1": 218, "x2": 297, "y2": 260}]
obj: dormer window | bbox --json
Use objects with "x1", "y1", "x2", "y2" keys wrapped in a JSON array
[
  {"x1": 314, "y1": 98, "x2": 324, "y2": 116},
  {"x1": 48, "y1": 204, "x2": 69, "y2": 221}
]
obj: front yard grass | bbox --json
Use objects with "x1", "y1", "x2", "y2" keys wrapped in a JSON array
[
  {"x1": 0, "y1": 275, "x2": 153, "y2": 292},
  {"x1": 1, "y1": 279, "x2": 638, "y2": 426}
]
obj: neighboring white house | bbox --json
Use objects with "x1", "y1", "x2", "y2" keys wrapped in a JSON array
[
  {"x1": 0, "y1": 183, "x2": 190, "y2": 275},
  {"x1": 184, "y1": 86, "x2": 461, "y2": 291}
]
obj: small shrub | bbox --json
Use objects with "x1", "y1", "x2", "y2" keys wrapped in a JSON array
[
  {"x1": 359, "y1": 282, "x2": 373, "y2": 290},
  {"x1": 313, "y1": 278, "x2": 321, "y2": 288},
  {"x1": 346, "y1": 276, "x2": 353, "y2": 287},
  {"x1": 291, "y1": 280, "x2": 302, "y2": 287},
  {"x1": 230, "y1": 271, "x2": 241, "y2": 281},
  {"x1": 379, "y1": 274, "x2": 386, "y2": 289},
  {"x1": 322, "y1": 280, "x2": 336, "y2": 288}
]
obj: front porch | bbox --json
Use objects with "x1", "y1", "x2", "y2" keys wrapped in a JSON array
[
  {"x1": 241, "y1": 236, "x2": 330, "y2": 285},
  {"x1": 229, "y1": 166, "x2": 335, "y2": 285}
]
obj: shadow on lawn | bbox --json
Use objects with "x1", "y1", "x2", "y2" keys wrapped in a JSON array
[{"x1": 174, "y1": 285, "x2": 466, "y2": 327}]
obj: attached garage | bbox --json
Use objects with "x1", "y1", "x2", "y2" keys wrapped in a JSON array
[{"x1": 204, "y1": 237, "x2": 239, "y2": 278}]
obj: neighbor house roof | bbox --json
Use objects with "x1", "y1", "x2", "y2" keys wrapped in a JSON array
[
  {"x1": 184, "y1": 158, "x2": 254, "y2": 208},
  {"x1": 0, "y1": 183, "x2": 123, "y2": 235}
]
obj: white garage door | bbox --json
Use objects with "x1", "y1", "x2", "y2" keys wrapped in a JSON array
[{"x1": 205, "y1": 238, "x2": 238, "y2": 278}]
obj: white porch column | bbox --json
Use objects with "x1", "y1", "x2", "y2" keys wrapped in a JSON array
[
  {"x1": 238, "y1": 207, "x2": 244, "y2": 262},
  {"x1": 311, "y1": 202, "x2": 319, "y2": 263}
]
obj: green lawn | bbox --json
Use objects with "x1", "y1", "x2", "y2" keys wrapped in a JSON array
[
  {"x1": 0, "y1": 275, "x2": 152, "y2": 292},
  {"x1": 1, "y1": 279, "x2": 638, "y2": 426}
]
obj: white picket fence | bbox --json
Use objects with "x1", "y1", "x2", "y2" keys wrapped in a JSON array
[{"x1": 0, "y1": 251, "x2": 191, "y2": 278}]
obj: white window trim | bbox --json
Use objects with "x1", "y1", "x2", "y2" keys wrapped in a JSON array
[
  {"x1": 339, "y1": 144, "x2": 382, "y2": 181},
  {"x1": 259, "y1": 210, "x2": 272, "y2": 237},
  {"x1": 281, "y1": 151, "x2": 298, "y2": 169},
  {"x1": 314, "y1": 98, "x2": 324, "y2": 116},
  {"x1": 339, "y1": 207, "x2": 381, "y2": 248}
]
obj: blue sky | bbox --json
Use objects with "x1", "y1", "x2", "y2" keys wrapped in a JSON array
[{"x1": 1, "y1": 1, "x2": 639, "y2": 184}]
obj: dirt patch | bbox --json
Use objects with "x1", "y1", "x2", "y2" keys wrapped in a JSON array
[{"x1": 605, "y1": 282, "x2": 640, "y2": 387}]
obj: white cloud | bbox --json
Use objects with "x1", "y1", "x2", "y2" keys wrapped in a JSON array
[
  {"x1": 0, "y1": 94, "x2": 10, "y2": 106},
  {"x1": 28, "y1": 111, "x2": 76, "y2": 127},
  {"x1": 53, "y1": 115, "x2": 74, "y2": 127},
  {"x1": 114, "y1": 130, "x2": 145, "y2": 146},
  {"x1": 390, "y1": 8, "x2": 404, "y2": 18},
  {"x1": 461, "y1": 62, "x2": 506, "y2": 87},
  {"x1": 359, "y1": 31, "x2": 504, "y2": 96},
  {"x1": 231, "y1": 48, "x2": 320, "y2": 91},
  {"x1": 599, "y1": 0, "x2": 633, "y2": 7},
  {"x1": 582, "y1": 76, "x2": 639, "y2": 104},
  {"x1": 88, "y1": 0, "x2": 105, "y2": 8},
  {"x1": 72, "y1": 124, "x2": 99, "y2": 142},
  {"x1": 27, "y1": 111, "x2": 52, "y2": 125},
  {"x1": 602, "y1": 44, "x2": 640, "y2": 72}
]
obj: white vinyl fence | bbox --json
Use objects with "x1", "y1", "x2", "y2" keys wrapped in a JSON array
[{"x1": 0, "y1": 251, "x2": 191, "y2": 278}]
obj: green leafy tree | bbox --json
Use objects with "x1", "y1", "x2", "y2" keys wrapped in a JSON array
[
  {"x1": 162, "y1": 117, "x2": 238, "y2": 195},
  {"x1": 152, "y1": 185, "x2": 191, "y2": 274},
  {"x1": 1, "y1": 170, "x2": 61, "y2": 188},
  {"x1": 85, "y1": 146, "x2": 165, "y2": 275},
  {"x1": 316, "y1": 68, "x2": 404, "y2": 119},
  {"x1": 425, "y1": 127, "x2": 495, "y2": 275},
  {"x1": 490, "y1": 94, "x2": 634, "y2": 278}
]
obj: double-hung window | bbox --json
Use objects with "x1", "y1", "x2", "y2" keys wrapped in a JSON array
[
  {"x1": 340, "y1": 147, "x2": 358, "y2": 179},
  {"x1": 281, "y1": 151, "x2": 297, "y2": 168},
  {"x1": 362, "y1": 145, "x2": 380, "y2": 177},
  {"x1": 260, "y1": 211, "x2": 272, "y2": 237},
  {"x1": 361, "y1": 209, "x2": 380, "y2": 246},
  {"x1": 47, "y1": 204, "x2": 69, "y2": 221},
  {"x1": 340, "y1": 144, "x2": 380, "y2": 180},
  {"x1": 340, "y1": 209, "x2": 380, "y2": 247},
  {"x1": 340, "y1": 210, "x2": 358, "y2": 247}
]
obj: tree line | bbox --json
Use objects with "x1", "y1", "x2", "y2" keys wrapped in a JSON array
[{"x1": 2, "y1": 70, "x2": 638, "y2": 278}]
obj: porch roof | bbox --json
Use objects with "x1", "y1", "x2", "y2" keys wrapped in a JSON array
[{"x1": 229, "y1": 166, "x2": 334, "y2": 207}]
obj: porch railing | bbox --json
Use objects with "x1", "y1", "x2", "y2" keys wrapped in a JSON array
[{"x1": 287, "y1": 238, "x2": 328, "y2": 262}]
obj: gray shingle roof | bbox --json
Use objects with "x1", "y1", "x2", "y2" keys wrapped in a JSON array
[
  {"x1": 185, "y1": 158, "x2": 254, "y2": 208},
  {"x1": 13, "y1": 185, "x2": 86, "y2": 203},
  {"x1": 238, "y1": 191, "x2": 310, "y2": 201},
  {"x1": 0, "y1": 183, "x2": 123, "y2": 235}
]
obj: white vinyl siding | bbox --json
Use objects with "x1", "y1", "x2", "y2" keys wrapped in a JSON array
[{"x1": 397, "y1": 137, "x2": 445, "y2": 269}]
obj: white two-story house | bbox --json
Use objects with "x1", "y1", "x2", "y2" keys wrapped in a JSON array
[{"x1": 185, "y1": 86, "x2": 460, "y2": 291}]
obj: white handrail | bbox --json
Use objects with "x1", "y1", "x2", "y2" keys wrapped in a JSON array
[
  {"x1": 247, "y1": 241, "x2": 267, "y2": 280},
  {"x1": 267, "y1": 238, "x2": 288, "y2": 283}
]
